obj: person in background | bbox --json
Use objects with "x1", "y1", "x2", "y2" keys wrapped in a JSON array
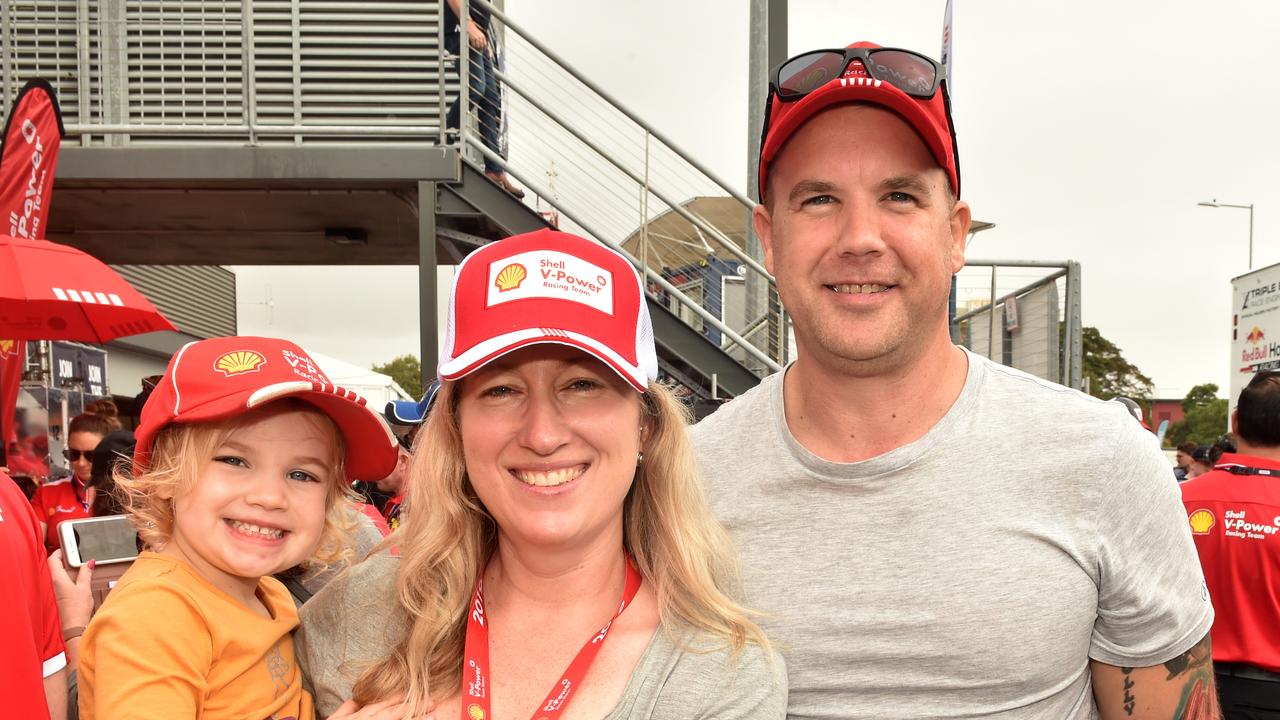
[
  {"x1": 1188, "y1": 446, "x2": 1215, "y2": 480},
  {"x1": 692, "y1": 39, "x2": 1216, "y2": 718},
  {"x1": 1175, "y1": 440, "x2": 1199, "y2": 481},
  {"x1": 376, "y1": 380, "x2": 441, "y2": 532},
  {"x1": 1181, "y1": 371, "x2": 1280, "y2": 718},
  {"x1": 31, "y1": 401, "x2": 119, "y2": 554},
  {"x1": 88, "y1": 430, "x2": 134, "y2": 518},
  {"x1": 443, "y1": 0, "x2": 524, "y2": 199},
  {"x1": 77, "y1": 337, "x2": 402, "y2": 720},
  {"x1": 1, "y1": 469, "x2": 68, "y2": 719}
]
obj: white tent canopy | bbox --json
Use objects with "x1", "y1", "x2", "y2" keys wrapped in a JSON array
[{"x1": 306, "y1": 349, "x2": 413, "y2": 407}]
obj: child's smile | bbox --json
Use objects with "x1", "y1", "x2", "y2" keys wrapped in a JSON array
[{"x1": 162, "y1": 403, "x2": 338, "y2": 605}]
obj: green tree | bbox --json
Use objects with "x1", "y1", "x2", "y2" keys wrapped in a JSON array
[
  {"x1": 372, "y1": 354, "x2": 422, "y2": 395},
  {"x1": 1081, "y1": 326, "x2": 1154, "y2": 402},
  {"x1": 1166, "y1": 383, "x2": 1229, "y2": 447}
]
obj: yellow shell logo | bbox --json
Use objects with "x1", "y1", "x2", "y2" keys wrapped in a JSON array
[
  {"x1": 0, "y1": 339, "x2": 15, "y2": 356},
  {"x1": 467, "y1": 704, "x2": 485, "y2": 720},
  {"x1": 495, "y1": 263, "x2": 527, "y2": 292},
  {"x1": 1188, "y1": 509, "x2": 1215, "y2": 535},
  {"x1": 214, "y1": 350, "x2": 267, "y2": 377}
]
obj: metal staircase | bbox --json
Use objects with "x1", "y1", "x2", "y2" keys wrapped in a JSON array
[{"x1": 1, "y1": 0, "x2": 786, "y2": 398}]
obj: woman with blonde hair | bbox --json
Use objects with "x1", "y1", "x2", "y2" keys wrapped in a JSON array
[{"x1": 300, "y1": 230, "x2": 785, "y2": 719}]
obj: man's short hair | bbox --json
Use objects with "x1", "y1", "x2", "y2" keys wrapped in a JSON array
[
  {"x1": 1236, "y1": 372, "x2": 1280, "y2": 447},
  {"x1": 1176, "y1": 441, "x2": 1199, "y2": 456}
]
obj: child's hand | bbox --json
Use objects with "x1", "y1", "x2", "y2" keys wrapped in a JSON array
[
  {"x1": 330, "y1": 694, "x2": 435, "y2": 720},
  {"x1": 48, "y1": 549, "x2": 95, "y2": 628}
]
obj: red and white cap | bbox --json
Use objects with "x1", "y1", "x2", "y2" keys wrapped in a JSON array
[
  {"x1": 439, "y1": 229, "x2": 658, "y2": 392},
  {"x1": 759, "y1": 41, "x2": 960, "y2": 200},
  {"x1": 133, "y1": 336, "x2": 398, "y2": 480}
]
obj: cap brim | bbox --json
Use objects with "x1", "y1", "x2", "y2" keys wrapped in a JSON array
[
  {"x1": 142, "y1": 382, "x2": 398, "y2": 481},
  {"x1": 439, "y1": 330, "x2": 649, "y2": 392},
  {"x1": 384, "y1": 399, "x2": 428, "y2": 426}
]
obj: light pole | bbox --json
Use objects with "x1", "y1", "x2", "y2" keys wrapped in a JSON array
[{"x1": 1198, "y1": 199, "x2": 1255, "y2": 270}]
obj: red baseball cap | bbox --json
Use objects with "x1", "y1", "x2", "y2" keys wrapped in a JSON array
[
  {"x1": 438, "y1": 229, "x2": 658, "y2": 391},
  {"x1": 133, "y1": 336, "x2": 398, "y2": 481},
  {"x1": 758, "y1": 41, "x2": 959, "y2": 201}
]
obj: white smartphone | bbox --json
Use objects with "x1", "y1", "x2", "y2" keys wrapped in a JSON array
[{"x1": 59, "y1": 515, "x2": 139, "y2": 568}]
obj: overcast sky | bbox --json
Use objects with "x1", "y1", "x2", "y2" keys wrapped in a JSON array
[{"x1": 236, "y1": 0, "x2": 1280, "y2": 398}]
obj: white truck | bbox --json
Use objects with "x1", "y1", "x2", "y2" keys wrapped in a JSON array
[{"x1": 1230, "y1": 261, "x2": 1280, "y2": 414}]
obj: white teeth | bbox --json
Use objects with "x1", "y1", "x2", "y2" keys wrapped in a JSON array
[
  {"x1": 831, "y1": 283, "x2": 887, "y2": 294},
  {"x1": 229, "y1": 520, "x2": 284, "y2": 539},
  {"x1": 513, "y1": 466, "x2": 585, "y2": 487}
]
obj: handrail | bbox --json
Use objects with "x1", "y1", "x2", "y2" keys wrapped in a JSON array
[
  {"x1": 466, "y1": 132, "x2": 781, "y2": 374},
  {"x1": 495, "y1": 68, "x2": 772, "y2": 282},
  {"x1": 477, "y1": 0, "x2": 758, "y2": 211}
]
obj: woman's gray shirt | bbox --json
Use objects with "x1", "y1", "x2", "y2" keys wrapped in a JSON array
[{"x1": 296, "y1": 554, "x2": 786, "y2": 719}]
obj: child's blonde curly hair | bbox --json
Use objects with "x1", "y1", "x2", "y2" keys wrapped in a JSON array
[{"x1": 114, "y1": 398, "x2": 355, "y2": 569}]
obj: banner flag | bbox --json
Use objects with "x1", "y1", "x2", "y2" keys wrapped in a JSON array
[
  {"x1": 940, "y1": 0, "x2": 954, "y2": 94},
  {"x1": 0, "y1": 340, "x2": 25, "y2": 457},
  {"x1": 0, "y1": 79, "x2": 66, "y2": 241},
  {"x1": 0, "y1": 79, "x2": 64, "y2": 463}
]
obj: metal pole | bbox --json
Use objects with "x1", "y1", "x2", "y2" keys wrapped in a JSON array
[
  {"x1": 458, "y1": 0, "x2": 471, "y2": 157},
  {"x1": 241, "y1": 0, "x2": 258, "y2": 145},
  {"x1": 1066, "y1": 261, "x2": 1083, "y2": 390},
  {"x1": 988, "y1": 266, "x2": 997, "y2": 360},
  {"x1": 418, "y1": 181, "x2": 439, "y2": 386},
  {"x1": 1249, "y1": 203, "x2": 1254, "y2": 270}
]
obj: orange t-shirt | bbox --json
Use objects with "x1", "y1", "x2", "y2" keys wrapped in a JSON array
[{"x1": 79, "y1": 552, "x2": 314, "y2": 720}]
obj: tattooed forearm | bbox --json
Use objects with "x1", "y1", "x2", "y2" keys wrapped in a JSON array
[
  {"x1": 1122, "y1": 667, "x2": 1137, "y2": 716},
  {"x1": 1165, "y1": 634, "x2": 1221, "y2": 719}
]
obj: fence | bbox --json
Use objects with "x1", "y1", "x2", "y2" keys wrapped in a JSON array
[{"x1": 952, "y1": 260, "x2": 1083, "y2": 390}]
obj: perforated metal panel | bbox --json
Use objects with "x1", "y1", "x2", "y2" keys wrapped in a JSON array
[{"x1": 2, "y1": 0, "x2": 454, "y2": 145}]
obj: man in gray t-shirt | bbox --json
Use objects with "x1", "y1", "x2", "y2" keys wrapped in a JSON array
[{"x1": 691, "y1": 40, "x2": 1216, "y2": 719}]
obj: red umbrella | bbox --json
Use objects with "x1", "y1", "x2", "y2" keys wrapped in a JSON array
[{"x1": 0, "y1": 234, "x2": 177, "y2": 342}]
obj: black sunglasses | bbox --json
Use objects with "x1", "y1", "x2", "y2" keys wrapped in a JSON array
[
  {"x1": 63, "y1": 448, "x2": 94, "y2": 462},
  {"x1": 769, "y1": 47, "x2": 944, "y2": 102}
]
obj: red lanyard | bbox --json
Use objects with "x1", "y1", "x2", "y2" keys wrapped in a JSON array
[{"x1": 461, "y1": 555, "x2": 643, "y2": 720}]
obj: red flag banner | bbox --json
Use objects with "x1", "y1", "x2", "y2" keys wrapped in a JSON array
[
  {"x1": 0, "y1": 79, "x2": 66, "y2": 242},
  {"x1": 0, "y1": 339, "x2": 25, "y2": 456}
]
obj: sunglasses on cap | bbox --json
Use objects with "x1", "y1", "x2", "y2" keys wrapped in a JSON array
[{"x1": 770, "y1": 47, "x2": 943, "y2": 101}]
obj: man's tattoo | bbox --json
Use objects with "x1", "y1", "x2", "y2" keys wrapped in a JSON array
[
  {"x1": 1165, "y1": 634, "x2": 1221, "y2": 719},
  {"x1": 1121, "y1": 667, "x2": 1137, "y2": 716},
  {"x1": 1163, "y1": 634, "x2": 1213, "y2": 680}
]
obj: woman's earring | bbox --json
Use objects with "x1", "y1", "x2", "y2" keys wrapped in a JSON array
[{"x1": 636, "y1": 451, "x2": 644, "y2": 465}]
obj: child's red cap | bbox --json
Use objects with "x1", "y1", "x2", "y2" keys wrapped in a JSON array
[{"x1": 133, "y1": 336, "x2": 398, "y2": 481}]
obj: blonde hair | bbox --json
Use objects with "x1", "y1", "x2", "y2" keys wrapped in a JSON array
[
  {"x1": 352, "y1": 381, "x2": 768, "y2": 709},
  {"x1": 115, "y1": 399, "x2": 354, "y2": 568}
]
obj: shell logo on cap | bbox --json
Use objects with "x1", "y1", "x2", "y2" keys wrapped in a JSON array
[
  {"x1": 467, "y1": 704, "x2": 485, "y2": 720},
  {"x1": 214, "y1": 350, "x2": 267, "y2": 377},
  {"x1": 1188, "y1": 509, "x2": 1215, "y2": 535},
  {"x1": 494, "y1": 263, "x2": 527, "y2": 292}
]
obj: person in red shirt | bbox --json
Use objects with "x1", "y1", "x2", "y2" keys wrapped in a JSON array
[
  {"x1": 1, "y1": 469, "x2": 68, "y2": 719},
  {"x1": 30, "y1": 403, "x2": 118, "y2": 553},
  {"x1": 1181, "y1": 371, "x2": 1280, "y2": 718}
]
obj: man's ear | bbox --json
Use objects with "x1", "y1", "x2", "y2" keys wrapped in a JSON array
[
  {"x1": 948, "y1": 199, "x2": 972, "y2": 273},
  {"x1": 752, "y1": 203, "x2": 777, "y2": 274}
]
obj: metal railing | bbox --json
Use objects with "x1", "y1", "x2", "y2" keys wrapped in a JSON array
[
  {"x1": 459, "y1": 0, "x2": 784, "y2": 376},
  {"x1": 2, "y1": 0, "x2": 789, "y2": 377},
  {"x1": 952, "y1": 260, "x2": 1083, "y2": 390}
]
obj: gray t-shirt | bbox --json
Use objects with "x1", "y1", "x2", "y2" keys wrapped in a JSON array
[
  {"x1": 690, "y1": 351, "x2": 1214, "y2": 719},
  {"x1": 296, "y1": 554, "x2": 787, "y2": 719}
]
